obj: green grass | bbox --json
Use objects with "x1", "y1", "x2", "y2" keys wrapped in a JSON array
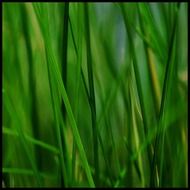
[
  {"x1": 2, "y1": 2, "x2": 188, "y2": 188},
  {"x1": 84, "y1": 3, "x2": 99, "y2": 185}
]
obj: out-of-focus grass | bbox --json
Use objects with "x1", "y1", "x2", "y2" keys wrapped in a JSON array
[{"x1": 2, "y1": 2, "x2": 188, "y2": 188}]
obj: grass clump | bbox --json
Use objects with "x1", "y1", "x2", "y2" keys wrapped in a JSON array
[{"x1": 2, "y1": 2, "x2": 188, "y2": 188}]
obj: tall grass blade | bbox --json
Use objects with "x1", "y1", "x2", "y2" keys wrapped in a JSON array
[
  {"x1": 151, "y1": 4, "x2": 181, "y2": 187},
  {"x1": 61, "y1": 2, "x2": 69, "y2": 119},
  {"x1": 84, "y1": 3, "x2": 99, "y2": 185}
]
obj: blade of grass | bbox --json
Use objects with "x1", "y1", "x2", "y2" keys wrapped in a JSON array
[
  {"x1": 151, "y1": 4, "x2": 180, "y2": 187},
  {"x1": 121, "y1": 67, "x2": 144, "y2": 186},
  {"x1": 68, "y1": 5, "x2": 92, "y2": 184},
  {"x1": 60, "y1": 3, "x2": 70, "y2": 186},
  {"x1": 71, "y1": 3, "x2": 84, "y2": 184},
  {"x1": 84, "y1": 3, "x2": 99, "y2": 185},
  {"x1": 130, "y1": 79, "x2": 146, "y2": 187},
  {"x1": 137, "y1": 4, "x2": 161, "y2": 116},
  {"x1": 61, "y1": 2, "x2": 69, "y2": 119},
  {"x1": 46, "y1": 36, "x2": 68, "y2": 187},
  {"x1": 68, "y1": 14, "x2": 90, "y2": 100},
  {"x1": 20, "y1": 4, "x2": 42, "y2": 172}
]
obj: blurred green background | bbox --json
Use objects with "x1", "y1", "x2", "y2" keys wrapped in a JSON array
[{"x1": 2, "y1": 2, "x2": 188, "y2": 187}]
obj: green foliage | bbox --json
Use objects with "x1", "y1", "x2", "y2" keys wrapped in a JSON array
[{"x1": 2, "y1": 2, "x2": 188, "y2": 187}]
